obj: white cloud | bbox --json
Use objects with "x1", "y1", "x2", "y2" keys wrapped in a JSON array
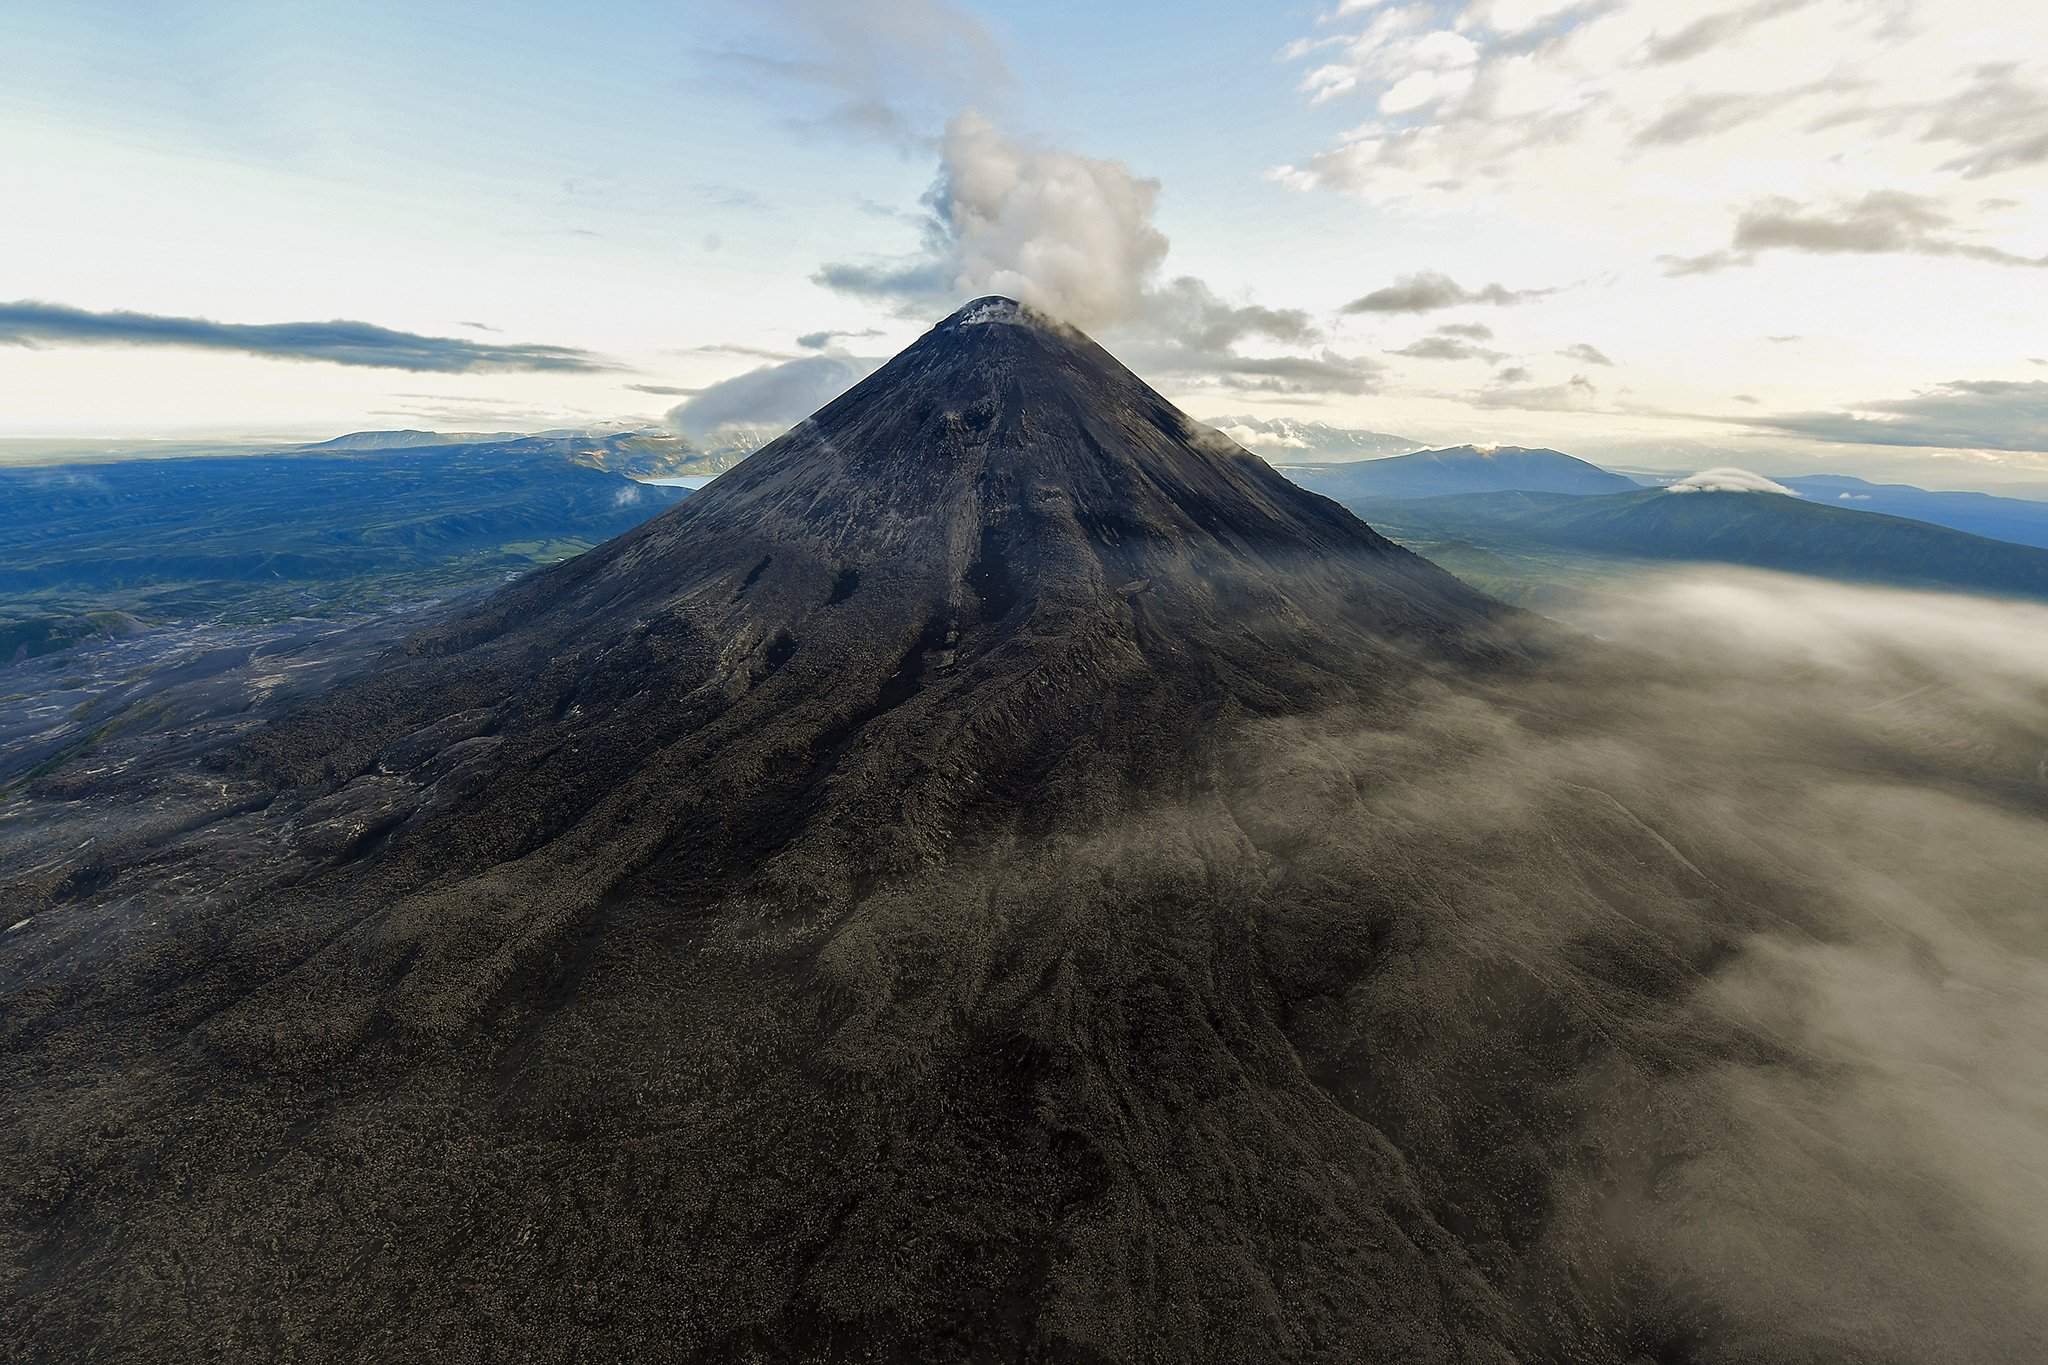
[
  {"x1": 1465, "y1": 0, "x2": 1588, "y2": 33},
  {"x1": 665, "y1": 353, "x2": 875, "y2": 443},
  {"x1": 1217, "y1": 422, "x2": 1308, "y2": 451},
  {"x1": 1377, "y1": 30, "x2": 1481, "y2": 112},
  {"x1": 1272, "y1": 0, "x2": 2048, "y2": 253},
  {"x1": 1668, "y1": 466, "x2": 1800, "y2": 494},
  {"x1": 932, "y1": 112, "x2": 1169, "y2": 330},
  {"x1": 815, "y1": 114, "x2": 1383, "y2": 396},
  {"x1": 816, "y1": 111, "x2": 1164, "y2": 330}
]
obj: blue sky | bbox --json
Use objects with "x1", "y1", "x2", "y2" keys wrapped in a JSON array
[{"x1": 4, "y1": 0, "x2": 2046, "y2": 486}]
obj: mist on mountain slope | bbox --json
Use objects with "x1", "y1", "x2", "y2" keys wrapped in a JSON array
[{"x1": 640, "y1": 551, "x2": 2048, "y2": 1360}]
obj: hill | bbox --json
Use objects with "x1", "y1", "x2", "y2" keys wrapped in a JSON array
[
  {"x1": 1345, "y1": 484, "x2": 2048, "y2": 601},
  {"x1": 301, "y1": 429, "x2": 525, "y2": 450},
  {"x1": 0, "y1": 445, "x2": 688, "y2": 658},
  {"x1": 1282, "y1": 444, "x2": 1637, "y2": 501},
  {"x1": 1780, "y1": 473, "x2": 2048, "y2": 550},
  {"x1": 304, "y1": 426, "x2": 760, "y2": 479}
]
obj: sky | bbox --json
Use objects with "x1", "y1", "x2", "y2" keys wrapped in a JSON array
[{"x1": 3, "y1": 0, "x2": 2045, "y2": 486}]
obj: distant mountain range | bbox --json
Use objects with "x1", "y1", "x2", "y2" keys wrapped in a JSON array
[
  {"x1": 301, "y1": 429, "x2": 527, "y2": 450},
  {"x1": 1205, "y1": 415, "x2": 1422, "y2": 460},
  {"x1": 1281, "y1": 445, "x2": 1637, "y2": 500},
  {"x1": 300, "y1": 426, "x2": 761, "y2": 479},
  {"x1": 1777, "y1": 474, "x2": 2048, "y2": 550},
  {"x1": 1346, "y1": 485, "x2": 2048, "y2": 602},
  {"x1": 302, "y1": 430, "x2": 2048, "y2": 567},
  {"x1": 25, "y1": 419, "x2": 2048, "y2": 657},
  {"x1": 1262, "y1": 436, "x2": 2048, "y2": 562}
]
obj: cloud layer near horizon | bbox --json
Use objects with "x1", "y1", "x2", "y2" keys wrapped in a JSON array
[
  {"x1": 0, "y1": 301, "x2": 615, "y2": 374},
  {"x1": 1740, "y1": 379, "x2": 2048, "y2": 454},
  {"x1": 1342, "y1": 272, "x2": 1553, "y2": 314}
]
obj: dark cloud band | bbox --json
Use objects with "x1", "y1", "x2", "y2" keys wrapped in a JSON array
[
  {"x1": 0, "y1": 301, "x2": 615, "y2": 373},
  {"x1": 1341, "y1": 272, "x2": 1555, "y2": 314},
  {"x1": 1735, "y1": 379, "x2": 2048, "y2": 454}
]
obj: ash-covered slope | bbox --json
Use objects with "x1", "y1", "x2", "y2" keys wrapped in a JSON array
[{"x1": 3, "y1": 301, "x2": 1758, "y2": 1364}]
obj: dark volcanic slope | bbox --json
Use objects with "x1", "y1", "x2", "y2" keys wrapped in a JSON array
[
  {"x1": 2, "y1": 301, "x2": 1782, "y2": 1364},
  {"x1": 238, "y1": 295, "x2": 1508, "y2": 874}
]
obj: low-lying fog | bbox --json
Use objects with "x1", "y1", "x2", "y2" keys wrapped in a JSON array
[{"x1": 1241, "y1": 569, "x2": 2048, "y2": 1360}]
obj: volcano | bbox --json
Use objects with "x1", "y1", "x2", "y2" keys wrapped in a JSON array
[{"x1": 3, "y1": 300, "x2": 1678, "y2": 1362}]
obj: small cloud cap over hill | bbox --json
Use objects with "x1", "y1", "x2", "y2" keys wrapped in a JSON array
[{"x1": 1668, "y1": 467, "x2": 1800, "y2": 496}]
